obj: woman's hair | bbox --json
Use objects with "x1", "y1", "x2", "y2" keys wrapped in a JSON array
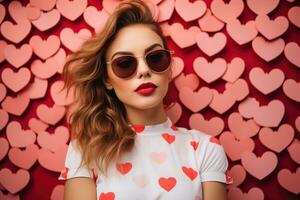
[{"x1": 61, "y1": 0, "x2": 172, "y2": 177}]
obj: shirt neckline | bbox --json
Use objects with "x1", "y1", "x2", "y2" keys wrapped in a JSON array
[{"x1": 129, "y1": 117, "x2": 174, "y2": 135}]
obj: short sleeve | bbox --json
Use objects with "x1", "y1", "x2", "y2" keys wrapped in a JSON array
[
  {"x1": 58, "y1": 140, "x2": 93, "y2": 180},
  {"x1": 197, "y1": 136, "x2": 232, "y2": 184}
]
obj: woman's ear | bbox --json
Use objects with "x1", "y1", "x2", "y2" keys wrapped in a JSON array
[{"x1": 104, "y1": 79, "x2": 113, "y2": 90}]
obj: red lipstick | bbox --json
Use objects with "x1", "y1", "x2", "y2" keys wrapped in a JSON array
[{"x1": 135, "y1": 82, "x2": 157, "y2": 95}]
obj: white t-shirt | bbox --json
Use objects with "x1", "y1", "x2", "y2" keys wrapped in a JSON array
[{"x1": 58, "y1": 117, "x2": 232, "y2": 199}]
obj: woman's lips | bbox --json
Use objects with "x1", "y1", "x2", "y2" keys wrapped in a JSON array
[{"x1": 135, "y1": 87, "x2": 156, "y2": 95}]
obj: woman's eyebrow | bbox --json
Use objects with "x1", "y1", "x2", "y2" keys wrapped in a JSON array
[{"x1": 110, "y1": 43, "x2": 163, "y2": 59}]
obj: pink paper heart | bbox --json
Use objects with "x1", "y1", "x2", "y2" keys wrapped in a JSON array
[
  {"x1": 193, "y1": 57, "x2": 227, "y2": 83},
  {"x1": 283, "y1": 79, "x2": 300, "y2": 103},
  {"x1": 175, "y1": 0, "x2": 206, "y2": 22},
  {"x1": 157, "y1": 0, "x2": 174, "y2": 22},
  {"x1": 0, "y1": 137, "x2": 9, "y2": 161},
  {"x1": 179, "y1": 86, "x2": 213, "y2": 112},
  {"x1": 36, "y1": 104, "x2": 66, "y2": 125},
  {"x1": 222, "y1": 57, "x2": 245, "y2": 83},
  {"x1": 226, "y1": 19, "x2": 258, "y2": 45},
  {"x1": 211, "y1": 0, "x2": 244, "y2": 23},
  {"x1": 83, "y1": 6, "x2": 109, "y2": 33},
  {"x1": 197, "y1": 9, "x2": 224, "y2": 32},
  {"x1": 225, "y1": 78, "x2": 249, "y2": 101},
  {"x1": 295, "y1": 117, "x2": 300, "y2": 132},
  {"x1": 31, "y1": 9, "x2": 61, "y2": 31},
  {"x1": 241, "y1": 151, "x2": 278, "y2": 180},
  {"x1": 51, "y1": 185, "x2": 64, "y2": 200},
  {"x1": 1, "y1": 91, "x2": 30, "y2": 116},
  {"x1": 219, "y1": 131, "x2": 255, "y2": 161},
  {"x1": 249, "y1": 67, "x2": 285, "y2": 95},
  {"x1": 228, "y1": 187, "x2": 264, "y2": 200},
  {"x1": 189, "y1": 113, "x2": 224, "y2": 136},
  {"x1": 53, "y1": 48, "x2": 67, "y2": 74},
  {"x1": 26, "y1": 77, "x2": 48, "y2": 99},
  {"x1": 255, "y1": 15, "x2": 289, "y2": 40},
  {"x1": 29, "y1": 0, "x2": 56, "y2": 11},
  {"x1": 246, "y1": 0, "x2": 279, "y2": 15},
  {"x1": 277, "y1": 168, "x2": 300, "y2": 194},
  {"x1": 30, "y1": 57, "x2": 59, "y2": 79},
  {"x1": 288, "y1": 6, "x2": 300, "y2": 28},
  {"x1": 6, "y1": 121, "x2": 36, "y2": 148},
  {"x1": 149, "y1": 151, "x2": 167, "y2": 164},
  {"x1": 28, "y1": 117, "x2": 49, "y2": 135},
  {"x1": 287, "y1": 139, "x2": 300, "y2": 165},
  {"x1": 102, "y1": 0, "x2": 121, "y2": 14},
  {"x1": 171, "y1": 57, "x2": 184, "y2": 79},
  {"x1": 0, "y1": 19, "x2": 31, "y2": 44},
  {"x1": 1, "y1": 67, "x2": 31, "y2": 93},
  {"x1": 166, "y1": 102, "x2": 182, "y2": 124},
  {"x1": 209, "y1": 89, "x2": 236, "y2": 114},
  {"x1": 25, "y1": 4, "x2": 41, "y2": 21},
  {"x1": 0, "y1": 83, "x2": 7, "y2": 102},
  {"x1": 227, "y1": 165, "x2": 246, "y2": 187},
  {"x1": 174, "y1": 73, "x2": 199, "y2": 91},
  {"x1": 0, "y1": 168, "x2": 30, "y2": 194},
  {"x1": 4, "y1": 44, "x2": 33, "y2": 69},
  {"x1": 252, "y1": 36, "x2": 285, "y2": 62},
  {"x1": 38, "y1": 144, "x2": 68, "y2": 172},
  {"x1": 0, "y1": 109, "x2": 9, "y2": 131},
  {"x1": 0, "y1": 40, "x2": 7, "y2": 63},
  {"x1": 37, "y1": 126, "x2": 69, "y2": 151},
  {"x1": 8, "y1": 144, "x2": 39, "y2": 169},
  {"x1": 60, "y1": 28, "x2": 92, "y2": 52},
  {"x1": 56, "y1": 0, "x2": 87, "y2": 21},
  {"x1": 238, "y1": 97, "x2": 259, "y2": 119},
  {"x1": 0, "y1": 4, "x2": 5, "y2": 24},
  {"x1": 253, "y1": 99, "x2": 285, "y2": 127},
  {"x1": 196, "y1": 32, "x2": 227, "y2": 56},
  {"x1": 284, "y1": 42, "x2": 300, "y2": 68},
  {"x1": 228, "y1": 112, "x2": 260, "y2": 140},
  {"x1": 29, "y1": 35, "x2": 60, "y2": 60},
  {"x1": 169, "y1": 23, "x2": 200, "y2": 48},
  {"x1": 259, "y1": 124, "x2": 294, "y2": 153},
  {"x1": 7, "y1": 1, "x2": 27, "y2": 22},
  {"x1": 50, "y1": 80, "x2": 74, "y2": 106}
]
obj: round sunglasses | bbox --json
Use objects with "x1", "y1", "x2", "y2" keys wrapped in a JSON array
[{"x1": 106, "y1": 49, "x2": 175, "y2": 79}]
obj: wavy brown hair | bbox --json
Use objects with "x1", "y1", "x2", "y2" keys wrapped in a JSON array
[{"x1": 61, "y1": 0, "x2": 173, "y2": 177}]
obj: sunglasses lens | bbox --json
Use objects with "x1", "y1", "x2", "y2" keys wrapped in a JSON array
[
  {"x1": 111, "y1": 56, "x2": 137, "y2": 78},
  {"x1": 146, "y1": 50, "x2": 171, "y2": 72}
]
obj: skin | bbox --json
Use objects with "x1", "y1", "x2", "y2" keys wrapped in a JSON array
[{"x1": 64, "y1": 24, "x2": 227, "y2": 200}]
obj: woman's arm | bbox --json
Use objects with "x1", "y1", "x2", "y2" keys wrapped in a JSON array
[
  {"x1": 202, "y1": 181, "x2": 227, "y2": 200},
  {"x1": 64, "y1": 177, "x2": 97, "y2": 200}
]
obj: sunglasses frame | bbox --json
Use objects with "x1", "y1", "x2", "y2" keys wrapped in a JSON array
[{"x1": 106, "y1": 49, "x2": 175, "y2": 78}]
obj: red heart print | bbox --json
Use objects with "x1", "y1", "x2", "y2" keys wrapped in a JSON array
[
  {"x1": 116, "y1": 162, "x2": 132, "y2": 175},
  {"x1": 182, "y1": 166, "x2": 198, "y2": 181},
  {"x1": 162, "y1": 133, "x2": 176, "y2": 144},
  {"x1": 99, "y1": 192, "x2": 115, "y2": 200},
  {"x1": 190, "y1": 141, "x2": 199, "y2": 151},
  {"x1": 159, "y1": 177, "x2": 177, "y2": 192},
  {"x1": 131, "y1": 125, "x2": 145, "y2": 133}
]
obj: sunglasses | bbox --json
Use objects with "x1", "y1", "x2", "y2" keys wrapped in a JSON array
[{"x1": 106, "y1": 49, "x2": 175, "y2": 79}]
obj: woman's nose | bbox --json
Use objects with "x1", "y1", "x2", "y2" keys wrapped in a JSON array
[{"x1": 136, "y1": 57, "x2": 151, "y2": 78}]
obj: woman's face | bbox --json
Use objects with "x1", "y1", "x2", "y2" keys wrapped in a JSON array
[{"x1": 104, "y1": 24, "x2": 172, "y2": 112}]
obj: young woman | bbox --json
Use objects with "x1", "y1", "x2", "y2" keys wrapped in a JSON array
[{"x1": 58, "y1": 0, "x2": 231, "y2": 199}]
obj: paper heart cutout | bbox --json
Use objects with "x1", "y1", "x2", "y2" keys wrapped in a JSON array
[
  {"x1": 277, "y1": 168, "x2": 300, "y2": 194},
  {"x1": 28, "y1": 117, "x2": 49, "y2": 135},
  {"x1": 132, "y1": 175, "x2": 149, "y2": 188},
  {"x1": 166, "y1": 102, "x2": 182, "y2": 124},
  {"x1": 288, "y1": 6, "x2": 300, "y2": 28},
  {"x1": 31, "y1": 9, "x2": 61, "y2": 31},
  {"x1": 102, "y1": 0, "x2": 121, "y2": 14},
  {"x1": 30, "y1": 57, "x2": 58, "y2": 79},
  {"x1": 197, "y1": 9, "x2": 224, "y2": 32},
  {"x1": 1, "y1": 91, "x2": 30, "y2": 116},
  {"x1": 283, "y1": 79, "x2": 300, "y2": 103},
  {"x1": 211, "y1": 0, "x2": 244, "y2": 23},
  {"x1": 175, "y1": 0, "x2": 206, "y2": 22},
  {"x1": 170, "y1": 57, "x2": 184, "y2": 79},
  {"x1": 253, "y1": 99, "x2": 285, "y2": 127},
  {"x1": 29, "y1": 35, "x2": 60, "y2": 60},
  {"x1": 225, "y1": 79, "x2": 249, "y2": 101},
  {"x1": 169, "y1": 23, "x2": 200, "y2": 48},
  {"x1": 29, "y1": 0, "x2": 56, "y2": 11},
  {"x1": 51, "y1": 185, "x2": 64, "y2": 200},
  {"x1": 179, "y1": 87, "x2": 213, "y2": 112},
  {"x1": 36, "y1": 104, "x2": 66, "y2": 125},
  {"x1": 0, "y1": 19, "x2": 31, "y2": 44},
  {"x1": 246, "y1": 0, "x2": 279, "y2": 15},
  {"x1": 252, "y1": 36, "x2": 285, "y2": 62},
  {"x1": 174, "y1": 72, "x2": 199, "y2": 91},
  {"x1": 259, "y1": 124, "x2": 294, "y2": 153},
  {"x1": 222, "y1": 57, "x2": 245, "y2": 83},
  {"x1": 157, "y1": 0, "x2": 175, "y2": 22},
  {"x1": 249, "y1": 67, "x2": 284, "y2": 95},
  {"x1": 1, "y1": 67, "x2": 31, "y2": 93},
  {"x1": 0, "y1": 137, "x2": 9, "y2": 161},
  {"x1": 219, "y1": 131, "x2": 255, "y2": 161},
  {"x1": 0, "y1": 109, "x2": 9, "y2": 131},
  {"x1": 56, "y1": 0, "x2": 87, "y2": 21},
  {"x1": 8, "y1": 144, "x2": 39, "y2": 169},
  {"x1": 226, "y1": 19, "x2": 258, "y2": 45},
  {"x1": 227, "y1": 165, "x2": 246, "y2": 187},
  {"x1": 60, "y1": 28, "x2": 92, "y2": 52},
  {"x1": 7, "y1": 1, "x2": 28, "y2": 22},
  {"x1": 295, "y1": 117, "x2": 300, "y2": 132},
  {"x1": 196, "y1": 32, "x2": 227, "y2": 56},
  {"x1": 25, "y1": 4, "x2": 41, "y2": 21},
  {"x1": 6, "y1": 121, "x2": 36, "y2": 148},
  {"x1": 0, "y1": 4, "x2": 5, "y2": 24},
  {"x1": 0, "y1": 40, "x2": 7, "y2": 63},
  {"x1": 37, "y1": 126, "x2": 69, "y2": 151},
  {"x1": 26, "y1": 77, "x2": 48, "y2": 99},
  {"x1": 228, "y1": 187, "x2": 264, "y2": 200},
  {"x1": 284, "y1": 42, "x2": 300, "y2": 68},
  {"x1": 38, "y1": 144, "x2": 68, "y2": 172},
  {"x1": 53, "y1": 48, "x2": 67, "y2": 74},
  {"x1": 287, "y1": 139, "x2": 300, "y2": 165},
  {"x1": 189, "y1": 113, "x2": 224, "y2": 136},
  {"x1": 255, "y1": 15, "x2": 289, "y2": 40},
  {"x1": 0, "y1": 83, "x2": 6, "y2": 102},
  {"x1": 0, "y1": 168, "x2": 30, "y2": 194},
  {"x1": 209, "y1": 89, "x2": 236, "y2": 114},
  {"x1": 193, "y1": 57, "x2": 227, "y2": 83},
  {"x1": 50, "y1": 80, "x2": 74, "y2": 106},
  {"x1": 241, "y1": 151, "x2": 278, "y2": 180},
  {"x1": 228, "y1": 112, "x2": 260, "y2": 140},
  {"x1": 4, "y1": 44, "x2": 33, "y2": 69},
  {"x1": 83, "y1": 6, "x2": 109, "y2": 33},
  {"x1": 238, "y1": 97, "x2": 260, "y2": 119},
  {"x1": 149, "y1": 151, "x2": 167, "y2": 164}
]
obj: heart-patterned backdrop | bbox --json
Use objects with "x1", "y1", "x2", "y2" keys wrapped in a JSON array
[{"x1": 0, "y1": 0, "x2": 299, "y2": 199}]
